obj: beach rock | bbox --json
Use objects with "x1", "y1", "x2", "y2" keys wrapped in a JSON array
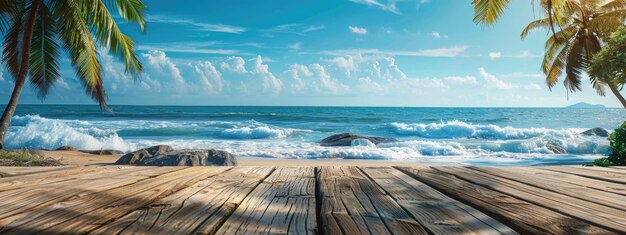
[
  {"x1": 56, "y1": 145, "x2": 78, "y2": 151},
  {"x1": 136, "y1": 149, "x2": 237, "y2": 166},
  {"x1": 79, "y1": 149, "x2": 125, "y2": 155},
  {"x1": 320, "y1": 133, "x2": 396, "y2": 146},
  {"x1": 546, "y1": 142, "x2": 566, "y2": 154},
  {"x1": 580, "y1": 128, "x2": 610, "y2": 137},
  {"x1": 115, "y1": 145, "x2": 174, "y2": 165}
]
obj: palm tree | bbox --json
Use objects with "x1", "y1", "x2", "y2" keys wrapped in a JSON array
[
  {"x1": 0, "y1": 0, "x2": 146, "y2": 149},
  {"x1": 473, "y1": 0, "x2": 626, "y2": 108}
]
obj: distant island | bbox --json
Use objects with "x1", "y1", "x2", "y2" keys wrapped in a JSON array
[{"x1": 565, "y1": 102, "x2": 606, "y2": 109}]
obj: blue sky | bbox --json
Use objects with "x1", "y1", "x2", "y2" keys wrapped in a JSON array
[{"x1": 0, "y1": 0, "x2": 622, "y2": 107}]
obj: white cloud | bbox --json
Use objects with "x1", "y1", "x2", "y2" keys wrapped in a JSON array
[
  {"x1": 488, "y1": 51, "x2": 538, "y2": 59},
  {"x1": 348, "y1": 0, "x2": 400, "y2": 14},
  {"x1": 137, "y1": 41, "x2": 239, "y2": 55},
  {"x1": 431, "y1": 31, "x2": 448, "y2": 39},
  {"x1": 478, "y1": 67, "x2": 513, "y2": 89},
  {"x1": 321, "y1": 46, "x2": 469, "y2": 57},
  {"x1": 489, "y1": 52, "x2": 501, "y2": 59},
  {"x1": 289, "y1": 42, "x2": 302, "y2": 50},
  {"x1": 500, "y1": 72, "x2": 543, "y2": 79},
  {"x1": 251, "y1": 55, "x2": 283, "y2": 93},
  {"x1": 282, "y1": 64, "x2": 349, "y2": 94},
  {"x1": 444, "y1": 76, "x2": 478, "y2": 84},
  {"x1": 0, "y1": 70, "x2": 3, "y2": 81},
  {"x1": 147, "y1": 15, "x2": 246, "y2": 34},
  {"x1": 220, "y1": 56, "x2": 248, "y2": 73},
  {"x1": 349, "y1": 26, "x2": 368, "y2": 34},
  {"x1": 303, "y1": 25, "x2": 326, "y2": 33},
  {"x1": 522, "y1": 83, "x2": 543, "y2": 90},
  {"x1": 142, "y1": 50, "x2": 186, "y2": 91},
  {"x1": 192, "y1": 61, "x2": 223, "y2": 93},
  {"x1": 326, "y1": 56, "x2": 358, "y2": 76}
]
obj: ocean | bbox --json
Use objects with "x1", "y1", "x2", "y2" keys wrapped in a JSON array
[{"x1": 5, "y1": 105, "x2": 626, "y2": 165}]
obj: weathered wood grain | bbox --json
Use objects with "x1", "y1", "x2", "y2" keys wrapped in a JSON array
[
  {"x1": 317, "y1": 166, "x2": 428, "y2": 235},
  {"x1": 217, "y1": 167, "x2": 317, "y2": 235},
  {"x1": 92, "y1": 167, "x2": 273, "y2": 234},
  {"x1": 398, "y1": 166, "x2": 613, "y2": 235},
  {"x1": 508, "y1": 167, "x2": 626, "y2": 196},
  {"x1": 0, "y1": 167, "x2": 230, "y2": 234},
  {"x1": 0, "y1": 165, "x2": 131, "y2": 192},
  {"x1": 540, "y1": 166, "x2": 626, "y2": 184},
  {"x1": 471, "y1": 166, "x2": 626, "y2": 211},
  {"x1": 361, "y1": 167, "x2": 516, "y2": 235},
  {"x1": 435, "y1": 166, "x2": 626, "y2": 233},
  {"x1": 0, "y1": 166, "x2": 75, "y2": 178}
]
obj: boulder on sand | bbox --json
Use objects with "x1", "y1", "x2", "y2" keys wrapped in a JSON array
[
  {"x1": 116, "y1": 145, "x2": 237, "y2": 166},
  {"x1": 115, "y1": 145, "x2": 174, "y2": 165},
  {"x1": 56, "y1": 145, "x2": 78, "y2": 151},
  {"x1": 79, "y1": 149, "x2": 125, "y2": 155},
  {"x1": 320, "y1": 133, "x2": 396, "y2": 146},
  {"x1": 580, "y1": 128, "x2": 610, "y2": 137}
]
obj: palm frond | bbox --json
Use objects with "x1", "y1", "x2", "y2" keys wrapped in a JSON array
[
  {"x1": 107, "y1": 0, "x2": 146, "y2": 31},
  {"x1": 563, "y1": 37, "x2": 586, "y2": 93},
  {"x1": 521, "y1": 17, "x2": 552, "y2": 39},
  {"x1": 81, "y1": 0, "x2": 143, "y2": 77},
  {"x1": 599, "y1": 0, "x2": 626, "y2": 11},
  {"x1": 29, "y1": 5, "x2": 60, "y2": 99},
  {"x1": 472, "y1": 0, "x2": 511, "y2": 26},
  {"x1": 1, "y1": 2, "x2": 26, "y2": 79},
  {"x1": 0, "y1": 0, "x2": 19, "y2": 33},
  {"x1": 51, "y1": 0, "x2": 108, "y2": 110}
]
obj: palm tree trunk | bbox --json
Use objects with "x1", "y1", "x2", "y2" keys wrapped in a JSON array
[
  {"x1": 608, "y1": 82, "x2": 626, "y2": 109},
  {"x1": 0, "y1": 1, "x2": 41, "y2": 150}
]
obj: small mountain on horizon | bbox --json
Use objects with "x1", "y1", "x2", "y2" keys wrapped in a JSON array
[{"x1": 565, "y1": 102, "x2": 606, "y2": 109}]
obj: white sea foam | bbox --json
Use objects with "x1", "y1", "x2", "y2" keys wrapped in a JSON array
[
  {"x1": 220, "y1": 120, "x2": 309, "y2": 139},
  {"x1": 388, "y1": 120, "x2": 579, "y2": 139},
  {"x1": 6, "y1": 115, "x2": 132, "y2": 151}
]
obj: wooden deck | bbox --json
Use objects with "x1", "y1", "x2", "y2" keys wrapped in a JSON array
[{"x1": 0, "y1": 165, "x2": 625, "y2": 234}]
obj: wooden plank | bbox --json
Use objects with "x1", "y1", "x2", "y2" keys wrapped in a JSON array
[
  {"x1": 0, "y1": 167, "x2": 230, "y2": 234},
  {"x1": 540, "y1": 166, "x2": 626, "y2": 184},
  {"x1": 361, "y1": 167, "x2": 516, "y2": 235},
  {"x1": 0, "y1": 166, "x2": 178, "y2": 220},
  {"x1": 217, "y1": 167, "x2": 317, "y2": 235},
  {"x1": 0, "y1": 165, "x2": 132, "y2": 192},
  {"x1": 317, "y1": 166, "x2": 427, "y2": 235},
  {"x1": 508, "y1": 167, "x2": 626, "y2": 196},
  {"x1": 91, "y1": 167, "x2": 273, "y2": 234},
  {"x1": 434, "y1": 166, "x2": 626, "y2": 233},
  {"x1": 471, "y1": 167, "x2": 626, "y2": 211},
  {"x1": 398, "y1": 166, "x2": 613, "y2": 235},
  {"x1": 0, "y1": 166, "x2": 76, "y2": 178}
]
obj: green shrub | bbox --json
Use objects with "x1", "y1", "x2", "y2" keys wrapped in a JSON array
[
  {"x1": 0, "y1": 150, "x2": 62, "y2": 166},
  {"x1": 595, "y1": 122, "x2": 626, "y2": 166}
]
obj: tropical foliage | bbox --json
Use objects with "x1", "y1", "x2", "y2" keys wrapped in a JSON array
[
  {"x1": 0, "y1": 0, "x2": 146, "y2": 149},
  {"x1": 473, "y1": 0, "x2": 626, "y2": 108},
  {"x1": 594, "y1": 121, "x2": 626, "y2": 166},
  {"x1": 589, "y1": 27, "x2": 626, "y2": 88}
]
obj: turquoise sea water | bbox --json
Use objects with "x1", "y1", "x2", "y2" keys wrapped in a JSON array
[{"x1": 6, "y1": 105, "x2": 626, "y2": 165}]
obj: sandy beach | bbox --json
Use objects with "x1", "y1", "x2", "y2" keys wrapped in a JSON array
[{"x1": 41, "y1": 150, "x2": 439, "y2": 167}]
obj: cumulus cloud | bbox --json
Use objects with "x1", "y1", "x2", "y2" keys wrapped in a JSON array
[
  {"x1": 326, "y1": 56, "x2": 358, "y2": 76},
  {"x1": 191, "y1": 61, "x2": 223, "y2": 93},
  {"x1": 489, "y1": 52, "x2": 501, "y2": 60},
  {"x1": 349, "y1": 26, "x2": 368, "y2": 34},
  {"x1": 444, "y1": 76, "x2": 478, "y2": 84},
  {"x1": 478, "y1": 68, "x2": 542, "y2": 90},
  {"x1": 282, "y1": 64, "x2": 349, "y2": 94},
  {"x1": 251, "y1": 55, "x2": 283, "y2": 94},
  {"x1": 220, "y1": 56, "x2": 247, "y2": 73},
  {"x1": 142, "y1": 50, "x2": 186, "y2": 91}
]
